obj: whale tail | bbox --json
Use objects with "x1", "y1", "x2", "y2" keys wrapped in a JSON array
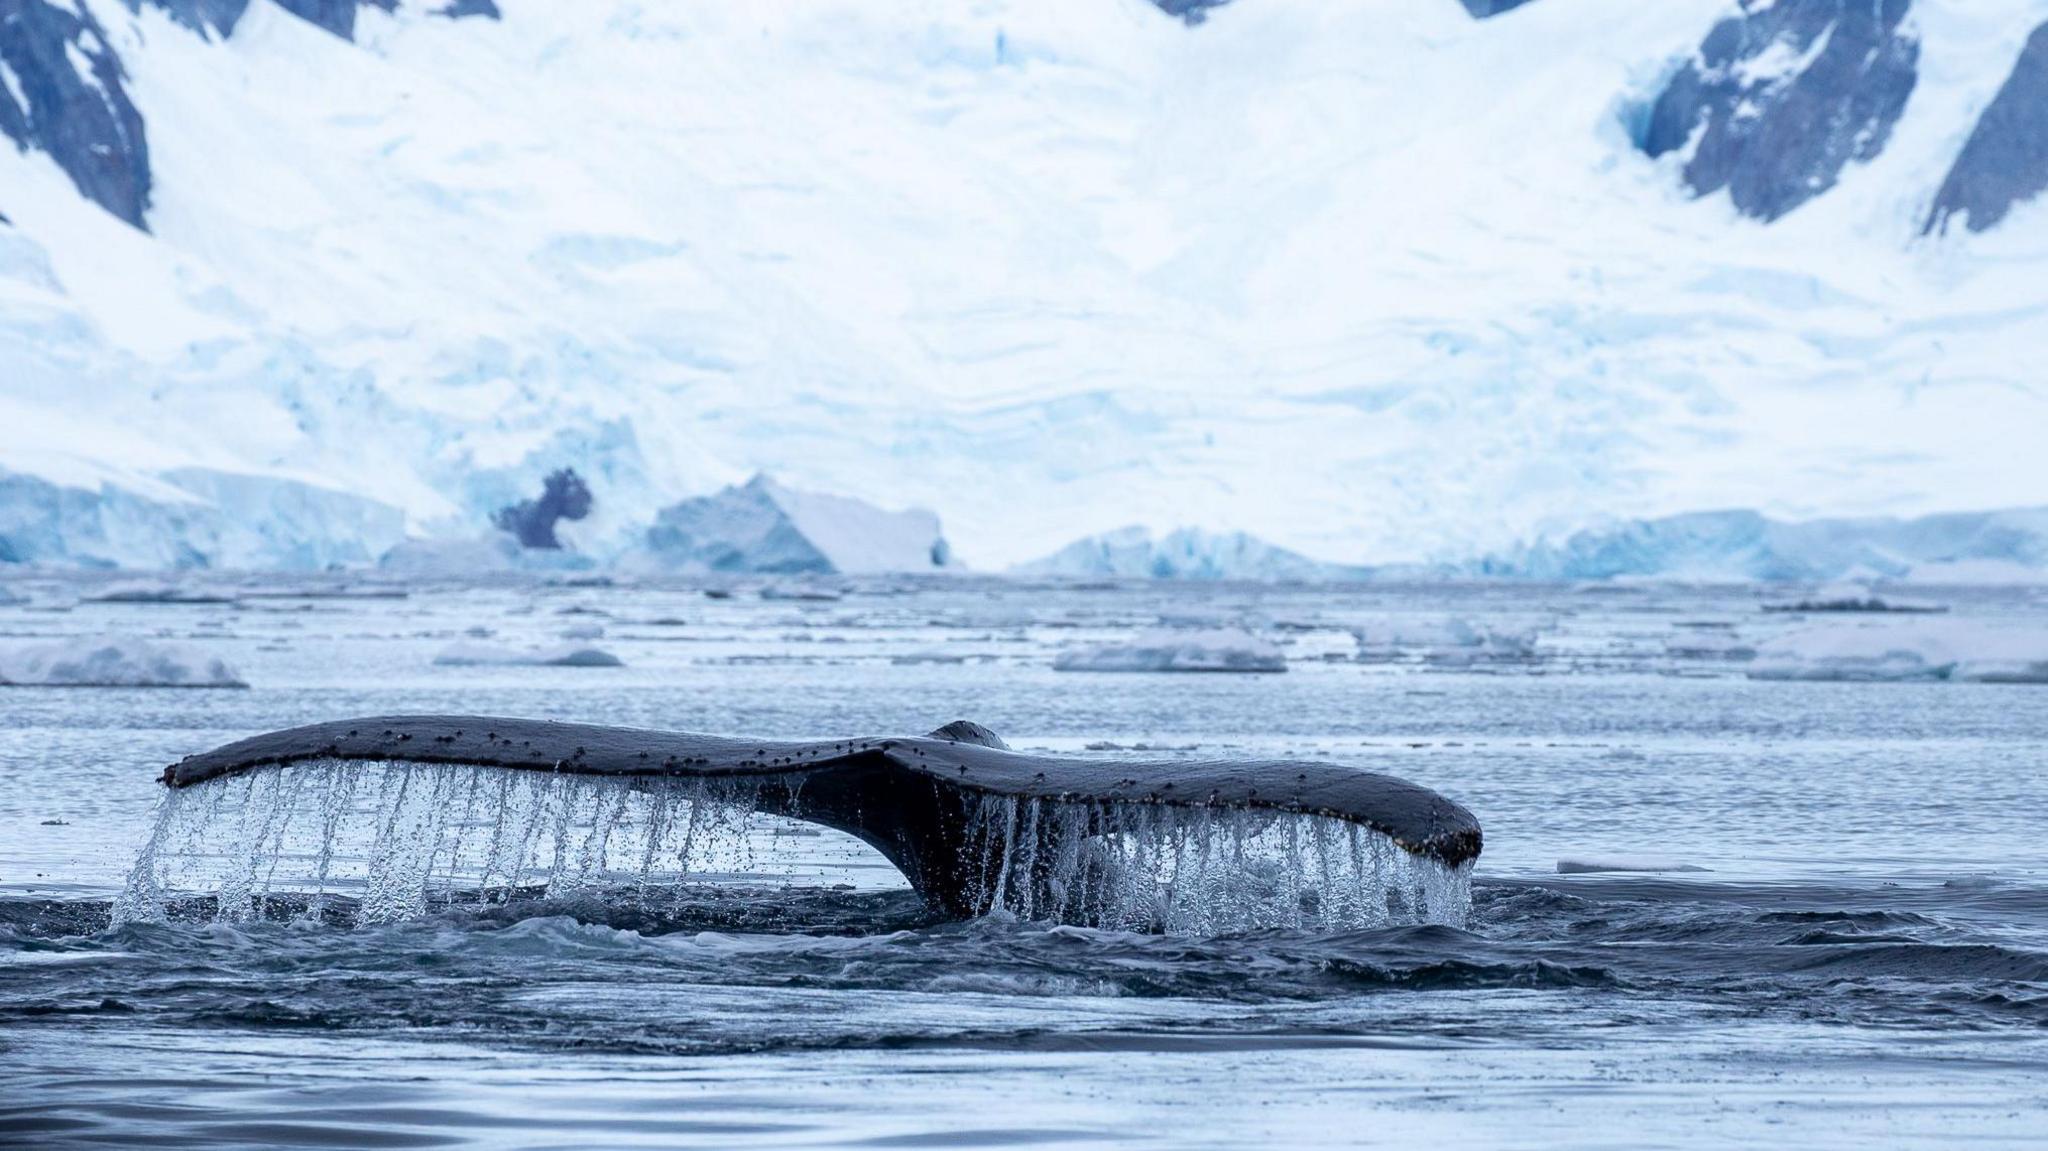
[{"x1": 128, "y1": 716, "x2": 1481, "y2": 931}]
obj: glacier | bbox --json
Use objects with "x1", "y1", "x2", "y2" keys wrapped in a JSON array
[
  {"x1": 0, "y1": 465, "x2": 406, "y2": 569},
  {"x1": 0, "y1": 0, "x2": 2045, "y2": 571},
  {"x1": 1476, "y1": 507, "x2": 2048, "y2": 584}
]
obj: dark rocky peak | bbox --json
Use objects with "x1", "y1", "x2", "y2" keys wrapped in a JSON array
[
  {"x1": 131, "y1": 0, "x2": 250, "y2": 39},
  {"x1": 1150, "y1": 0, "x2": 1233, "y2": 26},
  {"x1": 1925, "y1": 22, "x2": 2048, "y2": 235},
  {"x1": 0, "y1": 0, "x2": 152, "y2": 228},
  {"x1": 493, "y1": 468, "x2": 594, "y2": 550},
  {"x1": 1640, "y1": 0, "x2": 1919, "y2": 222},
  {"x1": 436, "y1": 0, "x2": 498, "y2": 19},
  {"x1": 1461, "y1": 0, "x2": 1541, "y2": 16},
  {"x1": 271, "y1": 0, "x2": 396, "y2": 41}
]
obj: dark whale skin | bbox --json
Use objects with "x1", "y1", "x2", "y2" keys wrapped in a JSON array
[{"x1": 162, "y1": 715, "x2": 1482, "y2": 916}]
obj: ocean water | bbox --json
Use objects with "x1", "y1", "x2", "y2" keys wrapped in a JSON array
[{"x1": 2, "y1": 574, "x2": 2046, "y2": 1148}]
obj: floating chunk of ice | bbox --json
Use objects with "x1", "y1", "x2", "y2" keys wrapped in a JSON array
[
  {"x1": 1762, "y1": 584, "x2": 1948, "y2": 614},
  {"x1": 1351, "y1": 617, "x2": 1539, "y2": 664},
  {"x1": 0, "y1": 637, "x2": 246, "y2": 687},
  {"x1": 1556, "y1": 856, "x2": 1711, "y2": 874},
  {"x1": 1054, "y1": 628, "x2": 1285, "y2": 673},
  {"x1": 83, "y1": 580, "x2": 234, "y2": 604},
  {"x1": 1749, "y1": 620, "x2": 2048, "y2": 683},
  {"x1": 432, "y1": 642, "x2": 624, "y2": 668}
]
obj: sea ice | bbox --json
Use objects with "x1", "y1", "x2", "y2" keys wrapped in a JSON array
[
  {"x1": 1749, "y1": 620, "x2": 2048, "y2": 683},
  {"x1": 431, "y1": 642, "x2": 625, "y2": 668},
  {"x1": 1054, "y1": 628, "x2": 1286, "y2": 673},
  {"x1": 0, "y1": 637, "x2": 246, "y2": 687}
]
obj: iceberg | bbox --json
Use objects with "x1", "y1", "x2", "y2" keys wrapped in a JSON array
[
  {"x1": 1749, "y1": 620, "x2": 2048, "y2": 684},
  {"x1": 0, "y1": 637, "x2": 246, "y2": 687},
  {"x1": 431, "y1": 642, "x2": 625, "y2": 668},
  {"x1": 1015, "y1": 527, "x2": 1364, "y2": 582},
  {"x1": 1351, "y1": 617, "x2": 1539, "y2": 664},
  {"x1": 640, "y1": 474, "x2": 953, "y2": 576},
  {"x1": 1761, "y1": 584, "x2": 1948, "y2": 614},
  {"x1": 1556, "y1": 856, "x2": 1710, "y2": 875},
  {"x1": 1054, "y1": 628, "x2": 1286, "y2": 673},
  {"x1": 84, "y1": 580, "x2": 235, "y2": 605}
]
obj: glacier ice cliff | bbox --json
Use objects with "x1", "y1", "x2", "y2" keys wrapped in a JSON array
[
  {"x1": 0, "y1": 467, "x2": 406, "y2": 569},
  {"x1": 1478, "y1": 508, "x2": 2048, "y2": 584},
  {"x1": 1015, "y1": 526, "x2": 1365, "y2": 582}
]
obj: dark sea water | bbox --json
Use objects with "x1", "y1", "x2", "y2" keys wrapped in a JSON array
[{"x1": 2, "y1": 575, "x2": 2045, "y2": 1148}]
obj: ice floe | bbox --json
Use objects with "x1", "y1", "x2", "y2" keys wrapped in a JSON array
[
  {"x1": 0, "y1": 637, "x2": 246, "y2": 687},
  {"x1": 1054, "y1": 628, "x2": 1286, "y2": 673},
  {"x1": 432, "y1": 642, "x2": 625, "y2": 668},
  {"x1": 1749, "y1": 620, "x2": 2048, "y2": 683}
]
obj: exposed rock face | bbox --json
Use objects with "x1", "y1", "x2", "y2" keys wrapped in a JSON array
[
  {"x1": 436, "y1": 0, "x2": 499, "y2": 19},
  {"x1": 1461, "y1": 0, "x2": 1540, "y2": 17},
  {"x1": 1150, "y1": 0, "x2": 1233, "y2": 26},
  {"x1": 1925, "y1": 22, "x2": 2048, "y2": 235},
  {"x1": 0, "y1": 0, "x2": 152, "y2": 228},
  {"x1": 491, "y1": 468, "x2": 594, "y2": 550},
  {"x1": 132, "y1": 0, "x2": 251, "y2": 38},
  {"x1": 270, "y1": 0, "x2": 396, "y2": 41},
  {"x1": 1641, "y1": 0, "x2": 1919, "y2": 222}
]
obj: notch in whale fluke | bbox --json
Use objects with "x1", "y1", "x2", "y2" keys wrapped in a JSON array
[{"x1": 156, "y1": 715, "x2": 1481, "y2": 921}]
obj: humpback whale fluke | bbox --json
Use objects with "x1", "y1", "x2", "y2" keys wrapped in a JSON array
[{"x1": 145, "y1": 715, "x2": 1481, "y2": 928}]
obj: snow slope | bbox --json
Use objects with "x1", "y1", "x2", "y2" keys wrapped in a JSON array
[{"x1": 2, "y1": 0, "x2": 2047, "y2": 569}]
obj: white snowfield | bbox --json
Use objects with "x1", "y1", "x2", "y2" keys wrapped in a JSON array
[
  {"x1": 431, "y1": 642, "x2": 625, "y2": 668},
  {"x1": 1054, "y1": 627, "x2": 1287, "y2": 673},
  {"x1": 0, "y1": 637, "x2": 247, "y2": 687},
  {"x1": 2, "y1": 1, "x2": 2046, "y2": 572},
  {"x1": 1748, "y1": 619, "x2": 2048, "y2": 683}
]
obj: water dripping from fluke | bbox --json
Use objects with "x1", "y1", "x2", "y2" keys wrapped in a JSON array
[{"x1": 119, "y1": 716, "x2": 1481, "y2": 933}]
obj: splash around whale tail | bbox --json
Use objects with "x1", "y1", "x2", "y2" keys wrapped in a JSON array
[{"x1": 126, "y1": 716, "x2": 1481, "y2": 931}]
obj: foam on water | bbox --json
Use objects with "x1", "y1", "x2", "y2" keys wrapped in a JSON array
[{"x1": 114, "y1": 761, "x2": 1471, "y2": 933}]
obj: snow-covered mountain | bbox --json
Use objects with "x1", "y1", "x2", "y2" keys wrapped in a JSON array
[
  {"x1": 1475, "y1": 507, "x2": 2048, "y2": 584},
  {"x1": 3, "y1": 0, "x2": 2047, "y2": 571},
  {"x1": 1014, "y1": 525, "x2": 1362, "y2": 581}
]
